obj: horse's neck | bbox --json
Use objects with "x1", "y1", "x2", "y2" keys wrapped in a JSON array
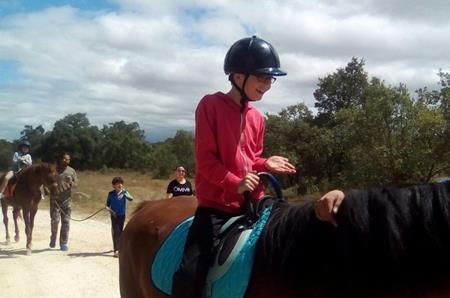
[{"x1": 19, "y1": 169, "x2": 42, "y2": 191}]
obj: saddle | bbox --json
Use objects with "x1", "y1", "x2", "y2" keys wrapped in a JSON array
[
  {"x1": 214, "y1": 195, "x2": 277, "y2": 266},
  {"x1": 151, "y1": 204, "x2": 276, "y2": 298},
  {"x1": 211, "y1": 172, "x2": 284, "y2": 266}
]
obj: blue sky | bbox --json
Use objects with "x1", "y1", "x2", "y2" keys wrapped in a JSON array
[
  {"x1": 0, "y1": 59, "x2": 19, "y2": 85},
  {"x1": 1, "y1": 0, "x2": 449, "y2": 142},
  {"x1": 0, "y1": 0, "x2": 118, "y2": 15}
]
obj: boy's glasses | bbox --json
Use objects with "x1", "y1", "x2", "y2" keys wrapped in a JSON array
[{"x1": 255, "y1": 75, "x2": 276, "y2": 84}]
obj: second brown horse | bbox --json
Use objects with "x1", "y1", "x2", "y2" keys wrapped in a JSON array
[{"x1": 1, "y1": 163, "x2": 59, "y2": 255}]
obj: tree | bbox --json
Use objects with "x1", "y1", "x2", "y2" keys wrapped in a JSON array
[
  {"x1": 97, "y1": 121, "x2": 150, "y2": 169},
  {"x1": 19, "y1": 125, "x2": 46, "y2": 161},
  {"x1": 314, "y1": 58, "x2": 369, "y2": 120},
  {"x1": 264, "y1": 103, "x2": 335, "y2": 194},
  {"x1": 148, "y1": 142, "x2": 178, "y2": 178},
  {"x1": 170, "y1": 130, "x2": 195, "y2": 174},
  {"x1": 40, "y1": 113, "x2": 100, "y2": 169},
  {"x1": 335, "y1": 80, "x2": 450, "y2": 187},
  {"x1": 0, "y1": 139, "x2": 13, "y2": 171},
  {"x1": 148, "y1": 130, "x2": 194, "y2": 178}
]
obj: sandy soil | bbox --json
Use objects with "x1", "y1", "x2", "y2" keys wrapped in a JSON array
[{"x1": 0, "y1": 207, "x2": 120, "y2": 298}]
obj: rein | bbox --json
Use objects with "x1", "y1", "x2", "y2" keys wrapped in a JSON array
[{"x1": 53, "y1": 199, "x2": 113, "y2": 222}]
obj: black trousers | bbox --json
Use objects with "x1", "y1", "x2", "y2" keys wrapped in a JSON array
[
  {"x1": 111, "y1": 214, "x2": 125, "y2": 251},
  {"x1": 171, "y1": 207, "x2": 234, "y2": 298}
]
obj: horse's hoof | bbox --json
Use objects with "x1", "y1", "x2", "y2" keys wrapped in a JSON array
[
  {"x1": 26, "y1": 249, "x2": 32, "y2": 256},
  {"x1": 5, "y1": 239, "x2": 11, "y2": 245},
  {"x1": 14, "y1": 236, "x2": 20, "y2": 242}
]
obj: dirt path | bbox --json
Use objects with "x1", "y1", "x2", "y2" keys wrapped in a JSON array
[{"x1": 0, "y1": 207, "x2": 120, "y2": 298}]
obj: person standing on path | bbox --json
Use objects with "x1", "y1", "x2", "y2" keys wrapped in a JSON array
[
  {"x1": 166, "y1": 166, "x2": 194, "y2": 198},
  {"x1": 105, "y1": 176, "x2": 133, "y2": 258},
  {"x1": 49, "y1": 153, "x2": 78, "y2": 251}
]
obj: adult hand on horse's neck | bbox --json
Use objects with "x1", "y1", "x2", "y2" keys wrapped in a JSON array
[{"x1": 314, "y1": 190, "x2": 345, "y2": 227}]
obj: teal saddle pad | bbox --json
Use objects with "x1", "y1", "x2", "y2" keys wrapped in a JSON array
[{"x1": 151, "y1": 206, "x2": 272, "y2": 298}]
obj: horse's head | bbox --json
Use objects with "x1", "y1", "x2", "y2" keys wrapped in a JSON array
[{"x1": 41, "y1": 163, "x2": 60, "y2": 196}]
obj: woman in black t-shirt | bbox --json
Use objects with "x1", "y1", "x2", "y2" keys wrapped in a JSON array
[{"x1": 166, "y1": 166, "x2": 194, "y2": 198}]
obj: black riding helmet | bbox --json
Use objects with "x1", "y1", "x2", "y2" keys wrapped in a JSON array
[
  {"x1": 224, "y1": 36, "x2": 286, "y2": 109},
  {"x1": 224, "y1": 36, "x2": 287, "y2": 76},
  {"x1": 18, "y1": 140, "x2": 31, "y2": 150}
]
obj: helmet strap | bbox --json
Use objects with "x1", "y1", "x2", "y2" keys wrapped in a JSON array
[{"x1": 229, "y1": 74, "x2": 251, "y2": 113}]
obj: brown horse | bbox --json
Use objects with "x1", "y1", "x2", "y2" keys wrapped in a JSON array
[
  {"x1": 1, "y1": 163, "x2": 59, "y2": 255},
  {"x1": 120, "y1": 181, "x2": 450, "y2": 298}
]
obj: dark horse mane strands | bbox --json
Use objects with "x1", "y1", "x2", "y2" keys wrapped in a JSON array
[{"x1": 257, "y1": 181, "x2": 450, "y2": 287}]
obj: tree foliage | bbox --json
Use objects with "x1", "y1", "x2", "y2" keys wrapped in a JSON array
[
  {"x1": 0, "y1": 114, "x2": 194, "y2": 177},
  {"x1": 266, "y1": 61, "x2": 450, "y2": 193},
  {"x1": 314, "y1": 57, "x2": 369, "y2": 118},
  {"x1": 148, "y1": 130, "x2": 195, "y2": 177}
]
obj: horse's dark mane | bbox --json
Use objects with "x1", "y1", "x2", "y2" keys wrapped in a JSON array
[{"x1": 257, "y1": 181, "x2": 450, "y2": 286}]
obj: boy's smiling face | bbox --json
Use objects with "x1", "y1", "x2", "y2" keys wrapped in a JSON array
[{"x1": 234, "y1": 73, "x2": 274, "y2": 101}]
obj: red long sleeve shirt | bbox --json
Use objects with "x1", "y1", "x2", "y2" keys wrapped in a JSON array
[{"x1": 195, "y1": 92, "x2": 268, "y2": 214}]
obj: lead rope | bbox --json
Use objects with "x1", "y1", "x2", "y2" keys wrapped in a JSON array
[{"x1": 53, "y1": 199, "x2": 114, "y2": 222}]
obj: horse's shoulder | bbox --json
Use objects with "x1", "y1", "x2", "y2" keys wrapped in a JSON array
[{"x1": 127, "y1": 197, "x2": 196, "y2": 240}]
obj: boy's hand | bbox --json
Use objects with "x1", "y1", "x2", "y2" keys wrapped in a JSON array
[
  {"x1": 237, "y1": 172, "x2": 260, "y2": 194},
  {"x1": 123, "y1": 189, "x2": 134, "y2": 200},
  {"x1": 314, "y1": 190, "x2": 345, "y2": 227},
  {"x1": 106, "y1": 206, "x2": 117, "y2": 218},
  {"x1": 65, "y1": 176, "x2": 73, "y2": 187},
  {"x1": 265, "y1": 156, "x2": 296, "y2": 174}
]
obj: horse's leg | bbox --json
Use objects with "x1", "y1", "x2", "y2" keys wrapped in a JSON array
[
  {"x1": 1, "y1": 201, "x2": 10, "y2": 244},
  {"x1": 13, "y1": 207, "x2": 21, "y2": 242},
  {"x1": 28, "y1": 205, "x2": 38, "y2": 254},
  {"x1": 22, "y1": 207, "x2": 32, "y2": 255}
]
